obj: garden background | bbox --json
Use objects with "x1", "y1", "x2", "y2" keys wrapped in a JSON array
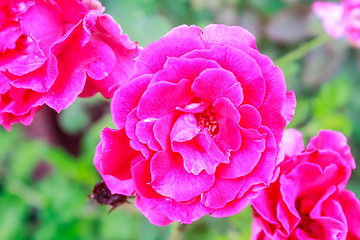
[{"x1": 0, "y1": 0, "x2": 359, "y2": 239}]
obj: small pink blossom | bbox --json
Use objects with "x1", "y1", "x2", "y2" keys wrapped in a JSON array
[
  {"x1": 94, "y1": 24, "x2": 296, "y2": 226},
  {"x1": 251, "y1": 129, "x2": 360, "y2": 240},
  {"x1": 313, "y1": 0, "x2": 360, "y2": 48},
  {"x1": 0, "y1": 0, "x2": 140, "y2": 130}
]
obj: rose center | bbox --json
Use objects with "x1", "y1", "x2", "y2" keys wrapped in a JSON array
[{"x1": 194, "y1": 107, "x2": 219, "y2": 137}]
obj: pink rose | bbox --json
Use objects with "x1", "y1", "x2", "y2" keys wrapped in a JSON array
[
  {"x1": 94, "y1": 24, "x2": 296, "y2": 226},
  {"x1": 313, "y1": 0, "x2": 360, "y2": 48},
  {"x1": 251, "y1": 129, "x2": 360, "y2": 239},
  {"x1": 0, "y1": 0, "x2": 140, "y2": 130}
]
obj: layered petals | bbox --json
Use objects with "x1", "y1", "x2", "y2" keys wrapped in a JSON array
[
  {"x1": 96, "y1": 24, "x2": 295, "y2": 225},
  {"x1": 0, "y1": 0, "x2": 140, "y2": 129},
  {"x1": 251, "y1": 130, "x2": 359, "y2": 239}
]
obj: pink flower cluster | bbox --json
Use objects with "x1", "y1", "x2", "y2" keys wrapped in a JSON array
[
  {"x1": 0, "y1": 0, "x2": 140, "y2": 130},
  {"x1": 313, "y1": 0, "x2": 360, "y2": 47},
  {"x1": 251, "y1": 129, "x2": 360, "y2": 239},
  {"x1": 94, "y1": 24, "x2": 296, "y2": 226}
]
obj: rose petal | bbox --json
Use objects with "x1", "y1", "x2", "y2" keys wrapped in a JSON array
[
  {"x1": 136, "y1": 196, "x2": 211, "y2": 225},
  {"x1": 21, "y1": 0, "x2": 63, "y2": 53},
  {"x1": 136, "y1": 119, "x2": 162, "y2": 151},
  {"x1": 185, "y1": 45, "x2": 266, "y2": 108},
  {"x1": 281, "y1": 129, "x2": 304, "y2": 158},
  {"x1": 170, "y1": 113, "x2": 200, "y2": 143},
  {"x1": 172, "y1": 130, "x2": 229, "y2": 175},
  {"x1": 150, "y1": 151, "x2": 215, "y2": 202},
  {"x1": 201, "y1": 177, "x2": 245, "y2": 209},
  {"x1": 135, "y1": 196, "x2": 173, "y2": 226},
  {"x1": 241, "y1": 46, "x2": 289, "y2": 144},
  {"x1": 95, "y1": 128, "x2": 140, "y2": 180},
  {"x1": 214, "y1": 116, "x2": 242, "y2": 154},
  {"x1": 0, "y1": 35, "x2": 47, "y2": 76},
  {"x1": 151, "y1": 57, "x2": 221, "y2": 85},
  {"x1": 282, "y1": 90, "x2": 296, "y2": 125},
  {"x1": 203, "y1": 24, "x2": 257, "y2": 50},
  {"x1": 192, "y1": 68, "x2": 243, "y2": 106},
  {"x1": 238, "y1": 104, "x2": 261, "y2": 129},
  {"x1": 137, "y1": 79, "x2": 193, "y2": 119},
  {"x1": 339, "y1": 190, "x2": 360, "y2": 239},
  {"x1": 306, "y1": 130, "x2": 355, "y2": 170},
  {"x1": 217, "y1": 128, "x2": 266, "y2": 179},
  {"x1": 134, "y1": 33, "x2": 205, "y2": 76},
  {"x1": 10, "y1": 54, "x2": 58, "y2": 92},
  {"x1": 131, "y1": 157, "x2": 161, "y2": 199},
  {"x1": 213, "y1": 97, "x2": 241, "y2": 124}
]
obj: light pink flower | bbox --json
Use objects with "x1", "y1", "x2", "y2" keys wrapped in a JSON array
[
  {"x1": 0, "y1": 0, "x2": 140, "y2": 130},
  {"x1": 94, "y1": 24, "x2": 296, "y2": 226},
  {"x1": 313, "y1": 0, "x2": 360, "y2": 48},
  {"x1": 251, "y1": 129, "x2": 360, "y2": 240}
]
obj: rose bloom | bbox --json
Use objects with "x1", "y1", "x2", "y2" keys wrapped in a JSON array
[
  {"x1": 313, "y1": 0, "x2": 360, "y2": 48},
  {"x1": 251, "y1": 129, "x2": 360, "y2": 240},
  {"x1": 94, "y1": 24, "x2": 296, "y2": 226},
  {"x1": 0, "y1": 0, "x2": 140, "y2": 130}
]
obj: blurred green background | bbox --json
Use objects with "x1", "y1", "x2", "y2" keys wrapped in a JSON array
[{"x1": 1, "y1": 0, "x2": 359, "y2": 239}]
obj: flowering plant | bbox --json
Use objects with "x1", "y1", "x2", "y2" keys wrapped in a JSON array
[
  {"x1": 0, "y1": 0, "x2": 140, "y2": 130},
  {"x1": 94, "y1": 24, "x2": 296, "y2": 225},
  {"x1": 313, "y1": 0, "x2": 360, "y2": 48},
  {"x1": 251, "y1": 129, "x2": 360, "y2": 239}
]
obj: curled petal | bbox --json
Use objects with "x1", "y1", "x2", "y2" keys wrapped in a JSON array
[
  {"x1": 112, "y1": 74, "x2": 152, "y2": 129},
  {"x1": 201, "y1": 177, "x2": 245, "y2": 209},
  {"x1": 192, "y1": 68, "x2": 243, "y2": 106},
  {"x1": 203, "y1": 24, "x2": 257, "y2": 50},
  {"x1": 150, "y1": 151, "x2": 215, "y2": 202},
  {"x1": 217, "y1": 128, "x2": 266, "y2": 179},
  {"x1": 172, "y1": 130, "x2": 229, "y2": 175},
  {"x1": 137, "y1": 79, "x2": 192, "y2": 119},
  {"x1": 185, "y1": 45, "x2": 266, "y2": 109},
  {"x1": 136, "y1": 196, "x2": 211, "y2": 225},
  {"x1": 95, "y1": 128, "x2": 139, "y2": 180}
]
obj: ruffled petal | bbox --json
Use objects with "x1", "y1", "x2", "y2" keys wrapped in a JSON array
[
  {"x1": 137, "y1": 79, "x2": 192, "y2": 119},
  {"x1": 201, "y1": 177, "x2": 245, "y2": 209},
  {"x1": 306, "y1": 130, "x2": 355, "y2": 170},
  {"x1": 131, "y1": 157, "x2": 161, "y2": 199},
  {"x1": 203, "y1": 24, "x2": 257, "y2": 50},
  {"x1": 192, "y1": 68, "x2": 243, "y2": 106},
  {"x1": 241, "y1": 46, "x2": 289, "y2": 144},
  {"x1": 339, "y1": 190, "x2": 360, "y2": 239},
  {"x1": 217, "y1": 128, "x2": 266, "y2": 179},
  {"x1": 151, "y1": 56, "x2": 221, "y2": 85},
  {"x1": 185, "y1": 45, "x2": 266, "y2": 108},
  {"x1": 134, "y1": 29, "x2": 205, "y2": 76},
  {"x1": 136, "y1": 119, "x2": 162, "y2": 151},
  {"x1": 238, "y1": 104, "x2": 261, "y2": 129},
  {"x1": 172, "y1": 129, "x2": 229, "y2": 175},
  {"x1": 0, "y1": 35, "x2": 47, "y2": 76},
  {"x1": 136, "y1": 196, "x2": 211, "y2": 225},
  {"x1": 150, "y1": 151, "x2": 215, "y2": 202},
  {"x1": 281, "y1": 129, "x2": 304, "y2": 158},
  {"x1": 135, "y1": 196, "x2": 173, "y2": 226},
  {"x1": 111, "y1": 74, "x2": 152, "y2": 129},
  {"x1": 21, "y1": 0, "x2": 64, "y2": 53},
  {"x1": 95, "y1": 128, "x2": 140, "y2": 180}
]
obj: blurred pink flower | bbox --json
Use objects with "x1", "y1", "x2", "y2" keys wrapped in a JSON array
[
  {"x1": 0, "y1": 0, "x2": 140, "y2": 130},
  {"x1": 94, "y1": 24, "x2": 296, "y2": 226},
  {"x1": 313, "y1": 0, "x2": 360, "y2": 48},
  {"x1": 251, "y1": 129, "x2": 360, "y2": 240}
]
